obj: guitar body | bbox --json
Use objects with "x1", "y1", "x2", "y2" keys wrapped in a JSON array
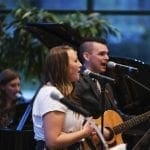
[{"x1": 95, "y1": 110, "x2": 124, "y2": 145}]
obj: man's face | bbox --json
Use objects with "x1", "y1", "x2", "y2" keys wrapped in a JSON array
[{"x1": 83, "y1": 42, "x2": 109, "y2": 73}]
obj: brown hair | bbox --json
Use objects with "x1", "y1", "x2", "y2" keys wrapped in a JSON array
[
  {"x1": 0, "y1": 69, "x2": 20, "y2": 128},
  {"x1": 43, "y1": 45, "x2": 76, "y2": 96},
  {"x1": 0, "y1": 68, "x2": 20, "y2": 105},
  {"x1": 0, "y1": 68, "x2": 20, "y2": 86}
]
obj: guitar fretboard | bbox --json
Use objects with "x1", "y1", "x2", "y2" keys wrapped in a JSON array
[{"x1": 113, "y1": 111, "x2": 150, "y2": 135}]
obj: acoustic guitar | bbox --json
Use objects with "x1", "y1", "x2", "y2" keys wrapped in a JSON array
[{"x1": 94, "y1": 109, "x2": 150, "y2": 146}]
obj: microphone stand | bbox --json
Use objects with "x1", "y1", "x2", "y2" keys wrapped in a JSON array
[
  {"x1": 132, "y1": 128, "x2": 150, "y2": 150},
  {"x1": 101, "y1": 89, "x2": 106, "y2": 150},
  {"x1": 51, "y1": 89, "x2": 109, "y2": 149},
  {"x1": 97, "y1": 79, "x2": 108, "y2": 150},
  {"x1": 93, "y1": 73, "x2": 115, "y2": 150},
  {"x1": 124, "y1": 75, "x2": 150, "y2": 93}
]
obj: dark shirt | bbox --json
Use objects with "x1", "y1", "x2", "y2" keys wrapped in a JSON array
[
  {"x1": 0, "y1": 98, "x2": 26, "y2": 129},
  {"x1": 74, "y1": 74, "x2": 120, "y2": 119}
]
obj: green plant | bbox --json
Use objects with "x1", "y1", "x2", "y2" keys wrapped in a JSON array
[{"x1": 0, "y1": 4, "x2": 119, "y2": 80}]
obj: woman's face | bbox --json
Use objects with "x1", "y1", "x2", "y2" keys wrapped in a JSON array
[
  {"x1": 67, "y1": 49, "x2": 82, "y2": 82},
  {"x1": 1, "y1": 77, "x2": 21, "y2": 100}
]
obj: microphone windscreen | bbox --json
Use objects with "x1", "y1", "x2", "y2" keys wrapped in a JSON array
[
  {"x1": 16, "y1": 92, "x2": 22, "y2": 99},
  {"x1": 107, "y1": 61, "x2": 116, "y2": 69}
]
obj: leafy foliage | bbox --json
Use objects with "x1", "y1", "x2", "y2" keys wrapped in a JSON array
[{"x1": 0, "y1": 5, "x2": 119, "y2": 79}]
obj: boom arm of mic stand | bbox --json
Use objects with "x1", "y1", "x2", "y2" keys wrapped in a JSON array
[
  {"x1": 132, "y1": 128, "x2": 150, "y2": 150},
  {"x1": 95, "y1": 80, "x2": 106, "y2": 150},
  {"x1": 125, "y1": 75, "x2": 150, "y2": 92}
]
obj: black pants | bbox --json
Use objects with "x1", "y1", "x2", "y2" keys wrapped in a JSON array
[
  {"x1": 35, "y1": 140, "x2": 84, "y2": 150},
  {"x1": 36, "y1": 140, "x2": 48, "y2": 150}
]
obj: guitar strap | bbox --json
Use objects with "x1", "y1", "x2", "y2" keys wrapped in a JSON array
[{"x1": 104, "y1": 83, "x2": 118, "y2": 111}]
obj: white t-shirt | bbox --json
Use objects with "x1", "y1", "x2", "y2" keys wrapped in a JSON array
[{"x1": 32, "y1": 84, "x2": 85, "y2": 141}]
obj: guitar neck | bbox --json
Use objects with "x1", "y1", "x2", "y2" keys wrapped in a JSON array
[{"x1": 113, "y1": 111, "x2": 150, "y2": 135}]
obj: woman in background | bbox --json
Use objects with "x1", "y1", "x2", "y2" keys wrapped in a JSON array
[{"x1": 0, "y1": 68, "x2": 23, "y2": 128}]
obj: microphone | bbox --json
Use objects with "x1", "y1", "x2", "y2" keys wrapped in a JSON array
[
  {"x1": 51, "y1": 92, "x2": 109, "y2": 149},
  {"x1": 107, "y1": 61, "x2": 138, "y2": 72},
  {"x1": 16, "y1": 92, "x2": 26, "y2": 102},
  {"x1": 16, "y1": 92, "x2": 31, "y2": 103},
  {"x1": 83, "y1": 69, "x2": 115, "y2": 83},
  {"x1": 16, "y1": 92, "x2": 22, "y2": 99},
  {"x1": 50, "y1": 92, "x2": 90, "y2": 117}
]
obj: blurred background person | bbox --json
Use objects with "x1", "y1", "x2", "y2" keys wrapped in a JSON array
[{"x1": 0, "y1": 68, "x2": 25, "y2": 128}]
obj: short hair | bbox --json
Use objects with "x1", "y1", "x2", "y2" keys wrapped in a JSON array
[
  {"x1": 81, "y1": 37, "x2": 107, "y2": 45},
  {"x1": 78, "y1": 37, "x2": 108, "y2": 64}
]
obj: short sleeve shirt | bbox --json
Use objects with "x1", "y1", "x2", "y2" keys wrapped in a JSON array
[{"x1": 32, "y1": 84, "x2": 85, "y2": 141}]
